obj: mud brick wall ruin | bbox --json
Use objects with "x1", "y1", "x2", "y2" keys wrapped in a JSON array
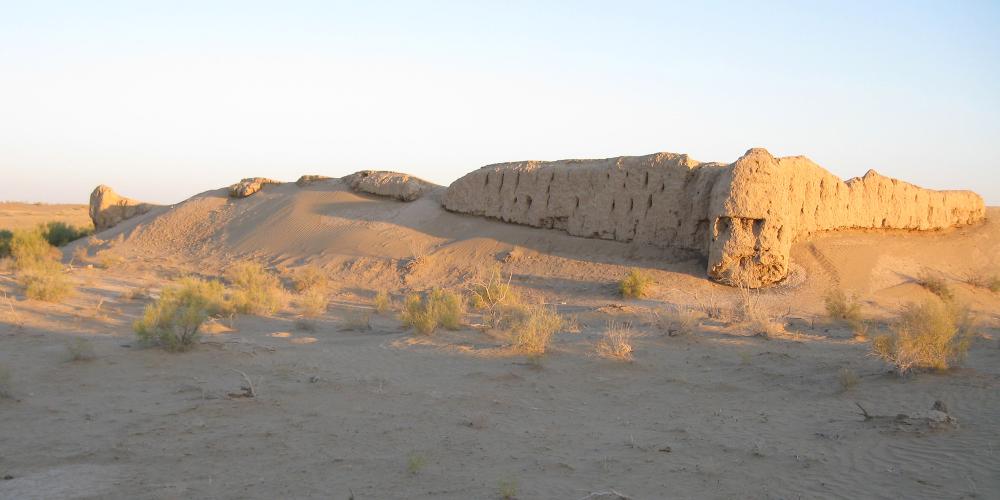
[{"x1": 442, "y1": 148, "x2": 986, "y2": 287}]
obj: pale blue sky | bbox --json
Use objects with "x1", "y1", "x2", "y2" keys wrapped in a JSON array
[{"x1": 2, "y1": 1, "x2": 998, "y2": 205}]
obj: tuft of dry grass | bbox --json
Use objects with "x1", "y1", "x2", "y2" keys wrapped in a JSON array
[
  {"x1": 298, "y1": 288, "x2": 328, "y2": 318},
  {"x1": 506, "y1": 303, "x2": 563, "y2": 358},
  {"x1": 596, "y1": 320, "x2": 635, "y2": 362},
  {"x1": 747, "y1": 317, "x2": 784, "y2": 338},
  {"x1": 95, "y1": 250, "x2": 124, "y2": 269},
  {"x1": 373, "y1": 290, "x2": 392, "y2": 314},
  {"x1": 654, "y1": 306, "x2": 702, "y2": 336},
  {"x1": 965, "y1": 271, "x2": 1000, "y2": 293},
  {"x1": 619, "y1": 268, "x2": 652, "y2": 299},
  {"x1": 837, "y1": 368, "x2": 860, "y2": 391},
  {"x1": 824, "y1": 289, "x2": 862, "y2": 323},
  {"x1": 406, "y1": 453, "x2": 426, "y2": 475},
  {"x1": 339, "y1": 309, "x2": 372, "y2": 331},
  {"x1": 871, "y1": 299, "x2": 975, "y2": 374},
  {"x1": 916, "y1": 271, "x2": 953, "y2": 301},
  {"x1": 66, "y1": 338, "x2": 96, "y2": 361},
  {"x1": 227, "y1": 261, "x2": 286, "y2": 316},
  {"x1": 133, "y1": 277, "x2": 227, "y2": 351},
  {"x1": 291, "y1": 265, "x2": 327, "y2": 293},
  {"x1": 400, "y1": 289, "x2": 464, "y2": 335},
  {"x1": 119, "y1": 286, "x2": 152, "y2": 302},
  {"x1": 498, "y1": 478, "x2": 518, "y2": 500}
]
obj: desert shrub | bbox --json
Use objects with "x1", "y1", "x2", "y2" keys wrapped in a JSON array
[
  {"x1": 747, "y1": 317, "x2": 784, "y2": 338},
  {"x1": 824, "y1": 289, "x2": 862, "y2": 323},
  {"x1": 292, "y1": 265, "x2": 327, "y2": 292},
  {"x1": 374, "y1": 290, "x2": 392, "y2": 314},
  {"x1": 965, "y1": 272, "x2": 1000, "y2": 293},
  {"x1": 95, "y1": 250, "x2": 124, "y2": 269},
  {"x1": 66, "y1": 338, "x2": 96, "y2": 361},
  {"x1": 0, "y1": 229, "x2": 11, "y2": 258},
  {"x1": 11, "y1": 228, "x2": 74, "y2": 301},
  {"x1": 406, "y1": 453, "x2": 426, "y2": 474},
  {"x1": 654, "y1": 306, "x2": 702, "y2": 336},
  {"x1": 298, "y1": 288, "x2": 328, "y2": 318},
  {"x1": 340, "y1": 309, "x2": 372, "y2": 331},
  {"x1": 469, "y1": 265, "x2": 520, "y2": 327},
  {"x1": 119, "y1": 286, "x2": 152, "y2": 301},
  {"x1": 41, "y1": 221, "x2": 93, "y2": 247},
  {"x1": 506, "y1": 304, "x2": 563, "y2": 357},
  {"x1": 498, "y1": 478, "x2": 518, "y2": 500},
  {"x1": 837, "y1": 368, "x2": 859, "y2": 391},
  {"x1": 133, "y1": 277, "x2": 226, "y2": 351},
  {"x1": 401, "y1": 289, "x2": 464, "y2": 334},
  {"x1": 596, "y1": 320, "x2": 635, "y2": 362},
  {"x1": 619, "y1": 268, "x2": 652, "y2": 299},
  {"x1": 916, "y1": 271, "x2": 953, "y2": 301},
  {"x1": 871, "y1": 299, "x2": 975, "y2": 374},
  {"x1": 227, "y1": 261, "x2": 285, "y2": 316}
]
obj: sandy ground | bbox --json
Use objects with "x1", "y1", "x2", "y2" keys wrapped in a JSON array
[{"x1": 1, "y1": 184, "x2": 998, "y2": 499}]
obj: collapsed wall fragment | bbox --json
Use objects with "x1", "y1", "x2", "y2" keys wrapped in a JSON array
[{"x1": 443, "y1": 148, "x2": 985, "y2": 287}]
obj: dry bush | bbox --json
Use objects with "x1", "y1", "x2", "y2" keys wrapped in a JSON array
[
  {"x1": 498, "y1": 478, "x2": 518, "y2": 500},
  {"x1": 66, "y1": 338, "x2": 96, "y2": 361},
  {"x1": 596, "y1": 320, "x2": 635, "y2": 362},
  {"x1": 11, "y1": 228, "x2": 74, "y2": 302},
  {"x1": 654, "y1": 306, "x2": 702, "y2": 336},
  {"x1": 406, "y1": 453, "x2": 426, "y2": 475},
  {"x1": 400, "y1": 289, "x2": 464, "y2": 335},
  {"x1": 133, "y1": 277, "x2": 226, "y2": 351},
  {"x1": 227, "y1": 261, "x2": 286, "y2": 316},
  {"x1": 916, "y1": 271, "x2": 953, "y2": 301},
  {"x1": 837, "y1": 368, "x2": 860, "y2": 391},
  {"x1": 747, "y1": 317, "x2": 784, "y2": 338},
  {"x1": 340, "y1": 309, "x2": 372, "y2": 331},
  {"x1": 374, "y1": 290, "x2": 392, "y2": 314},
  {"x1": 292, "y1": 265, "x2": 327, "y2": 293},
  {"x1": 619, "y1": 268, "x2": 652, "y2": 299},
  {"x1": 824, "y1": 289, "x2": 862, "y2": 323},
  {"x1": 965, "y1": 272, "x2": 1000, "y2": 293},
  {"x1": 506, "y1": 304, "x2": 563, "y2": 358},
  {"x1": 119, "y1": 286, "x2": 152, "y2": 301},
  {"x1": 468, "y1": 265, "x2": 520, "y2": 328},
  {"x1": 871, "y1": 299, "x2": 975, "y2": 374},
  {"x1": 95, "y1": 250, "x2": 124, "y2": 269},
  {"x1": 298, "y1": 288, "x2": 328, "y2": 318},
  {"x1": 0, "y1": 364, "x2": 11, "y2": 399}
]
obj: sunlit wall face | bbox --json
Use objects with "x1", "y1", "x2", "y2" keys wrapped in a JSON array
[{"x1": 1, "y1": 1, "x2": 998, "y2": 205}]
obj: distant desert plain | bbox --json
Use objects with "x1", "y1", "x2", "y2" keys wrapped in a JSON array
[{"x1": 1, "y1": 148, "x2": 998, "y2": 499}]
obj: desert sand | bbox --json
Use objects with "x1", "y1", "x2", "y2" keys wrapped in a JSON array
[{"x1": 1, "y1": 168, "x2": 998, "y2": 499}]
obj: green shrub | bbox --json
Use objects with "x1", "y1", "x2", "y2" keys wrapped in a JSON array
[
  {"x1": 227, "y1": 261, "x2": 285, "y2": 316},
  {"x1": 619, "y1": 268, "x2": 652, "y2": 299},
  {"x1": 134, "y1": 277, "x2": 226, "y2": 351},
  {"x1": 400, "y1": 288, "x2": 464, "y2": 335},
  {"x1": 22, "y1": 267, "x2": 74, "y2": 301},
  {"x1": 0, "y1": 229, "x2": 11, "y2": 258},
  {"x1": 41, "y1": 221, "x2": 93, "y2": 247},
  {"x1": 10, "y1": 228, "x2": 59, "y2": 271},
  {"x1": 871, "y1": 299, "x2": 975, "y2": 374}
]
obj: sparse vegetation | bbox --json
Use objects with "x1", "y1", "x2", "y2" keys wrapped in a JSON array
[
  {"x1": 374, "y1": 290, "x2": 392, "y2": 314},
  {"x1": 40, "y1": 221, "x2": 93, "y2": 247},
  {"x1": 619, "y1": 268, "x2": 652, "y2": 299},
  {"x1": 11, "y1": 228, "x2": 74, "y2": 301},
  {"x1": 469, "y1": 265, "x2": 520, "y2": 328},
  {"x1": 916, "y1": 271, "x2": 953, "y2": 301},
  {"x1": 824, "y1": 288, "x2": 862, "y2": 323},
  {"x1": 498, "y1": 478, "x2": 518, "y2": 499},
  {"x1": 133, "y1": 277, "x2": 227, "y2": 351},
  {"x1": 227, "y1": 261, "x2": 286, "y2": 316},
  {"x1": 298, "y1": 288, "x2": 328, "y2": 318},
  {"x1": 95, "y1": 250, "x2": 124, "y2": 269},
  {"x1": 400, "y1": 289, "x2": 464, "y2": 335},
  {"x1": 0, "y1": 229, "x2": 11, "y2": 258},
  {"x1": 837, "y1": 368, "x2": 860, "y2": 391},
  {"x1": 66, "y1": 338, "x2": 96, "y2": 361},
  {"x1": 340, "y1": 309, "x2": 372, "y2": 331},
  {"x1": 871, "y1": 299, "x2": 975, "y2": 374},
  {"x1": 965, "y1": 271, "x2": 1000, "y2": 293},
  {"x1": 406, "y1": 453, "x2": 426, "y2": 474},
  {"x1": 291, "y1": 265, "x2": 327, "y2": 293},
  {"x1": 654, "y1": 306, "x2": 702, "y2": 336},
  {"x1": 596, "y1": 320, "x2": 635, "y2": 362},
  {"x1": 506, "y1": 304, "x2": 563, "y2": 358},
  {"x1": 119, "y1": 286, "x2": 152, "y2": 301},
  {"x1": 747, "y1": 317, "x2": 784, "y2": 338}
]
